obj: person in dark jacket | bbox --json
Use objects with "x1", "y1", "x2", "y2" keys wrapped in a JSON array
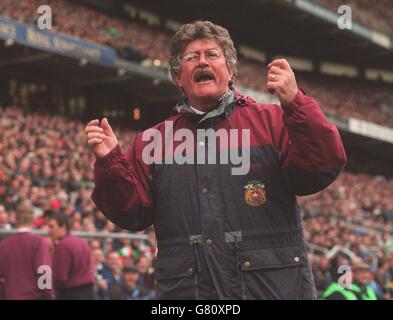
[
  {"x1": 85, "y1": 20, "x2": 347, "y2": 300},
  {"x1": 0, "y1": 200, "x2": 54, "y2": 300},
  {"x1": 109, "y1": 266, "x2": 152, "y2": 300},
  {"x1": 48, "y1": 213, "x2": 95, "y2": 299}
]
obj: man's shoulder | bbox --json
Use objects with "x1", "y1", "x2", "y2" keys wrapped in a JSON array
[
  {"x1": 133, "y1": 113, "x2": 187, "y2": 142},
  {"x1": 58, "y1": 234, "x2": 87, "y2": 248},
  {"x1": 1, "y1": 231, "x2": 45, "y2": 246},
  {"x1": 236, "y1": 98, "x2": 284, "y2": 125}
]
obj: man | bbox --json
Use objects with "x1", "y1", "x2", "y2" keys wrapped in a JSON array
[
  {"x1": 136, "y1": 255, "x2": 155, "y2": 292},
  {"x1": 322, "y1": 263, "x2": 377, "y2": 300},
  {"x1": 0, "y1": 200, "x2": 54, "y2": 300},
  {"x1": 48, "y1": 213, "x2": 95, "y2": 299},
  {"x1": 101, "y1": 250, "x2": 123, "y2": 288},
  {"x1": 91, "y1": 247, "x2": 108, "y2": 300},
  {"x1": 350, "y1": 263, "x2": 377, "y2": 300},
  {"x1": 109, "y1": 266, "x2": 152, "y2": 300},
  {"x1": 86, "y1": 20, "x2": 346, "y2": 299}
]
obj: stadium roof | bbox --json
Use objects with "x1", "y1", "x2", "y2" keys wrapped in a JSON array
[
  {"x1": 124, "y1": 0, "x2": 393, "y2": 70},
  {"x1": 0, "y1": 39, "x2": 178, "y2": 105}
]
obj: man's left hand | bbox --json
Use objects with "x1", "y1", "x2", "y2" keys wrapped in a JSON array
[{"x1": 266, "y1": 59, "x2": 298, "y2": 107}]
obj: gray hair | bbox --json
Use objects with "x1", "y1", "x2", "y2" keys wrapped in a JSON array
[{"x1": 169, "y1": 20, "x2": 238, "y2": 86}]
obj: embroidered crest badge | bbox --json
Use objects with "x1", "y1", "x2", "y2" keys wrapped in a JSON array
[{"x1": 244, "y1": 180, "x2": 267, "y2": 207}]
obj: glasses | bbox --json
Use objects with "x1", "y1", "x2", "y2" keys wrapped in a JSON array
[{"x1": 182, "y1": 48, "x2": 222, "y2": 63}]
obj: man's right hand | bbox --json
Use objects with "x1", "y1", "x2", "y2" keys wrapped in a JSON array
[{"x1": 85, "y1": 118, "x2": 118, "y2": 158}]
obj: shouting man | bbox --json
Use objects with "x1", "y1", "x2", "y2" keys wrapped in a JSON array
[{"x1": 85, "y1": 20, "x2": 346, "y2": 300}]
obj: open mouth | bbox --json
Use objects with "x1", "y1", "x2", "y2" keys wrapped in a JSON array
[{"x1": 193, "y1": 70, "x2": 215, "y2": 83}]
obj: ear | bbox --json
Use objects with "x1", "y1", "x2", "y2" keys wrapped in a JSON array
[
  {"x1": 227, "y1": 67, "x2": 234, "y2": 86},
  {"x1": 226, "y1": 63, "x2": 234, "y2": 81},
  {"x1": 174, "y1": 71, "x2": 182, "y2": 88}
]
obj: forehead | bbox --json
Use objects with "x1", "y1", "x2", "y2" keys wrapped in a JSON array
[
  {"x1": 183, "y1": 38, "x2": 221, "y2": 53},
  {"x1": 48, "y1": 219, "x2": 58, "y2": 226}
]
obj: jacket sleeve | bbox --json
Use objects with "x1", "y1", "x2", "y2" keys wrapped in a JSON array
[
  {"x1": 91, "y1": 133, "x2": 154, "y2": 231},
  {"x1": 272, "y1": 89, "x2": 347, "y2": 196}
]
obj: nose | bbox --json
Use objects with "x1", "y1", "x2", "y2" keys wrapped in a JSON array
[{"x1": 197, "y1": 53, "x2": 209, "y2": 66}]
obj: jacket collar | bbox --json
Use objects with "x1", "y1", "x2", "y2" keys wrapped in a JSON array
[{"x1": 172, "y1": 87, "x2": 252, "y2": 123}]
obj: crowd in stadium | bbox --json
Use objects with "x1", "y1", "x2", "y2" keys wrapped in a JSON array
[
  {"x1": 0, "y1": 106, "x2": 156, "y2": 300},
  {"x1": 1, "y1": 0, "x2": 393, "y2": 300},
  {"x1": 1, "y1": 0, "x2": 393, "y2": 128},
  {"x1": 1, "y1": 105, "x2": 393, "y2": 299}
]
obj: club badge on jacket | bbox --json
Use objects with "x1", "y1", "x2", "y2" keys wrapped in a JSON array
[{"x1": 244, "y1": 180, "x2": 267, "y2": 206}]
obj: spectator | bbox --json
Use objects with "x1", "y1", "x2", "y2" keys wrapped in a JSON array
[
  {"x1": 0, "y1": 200, "x2": 54, "y2": 300},
  {"x1": 351, "y1": 263, "x2": 378, "y2": 300},
  {"x1": 109, "y1": 266, "x2": 152, "y2": 300},
  {"x1": 48, "y1": 213, "x2": 95, "y2": 299},
  {"x1": 91, "y1": 247, "x2": 109, "y2": 300},
  {"x1": 136, "y1": 255, "x2": 155, "y2": 293},
  {"x1": 101, "y1": 251, "x2": 123, "y2": 289}
]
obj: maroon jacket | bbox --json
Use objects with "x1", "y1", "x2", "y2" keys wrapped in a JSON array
[
  {"x1": 92, "y1": 88, "x2": 347, "y2": 299},
  {"x1": 53, "y1": 234, "x2": 95, "y2": 291},
  {"x1": 0, "y1": 231, "x2": 54, "y2": 300}
]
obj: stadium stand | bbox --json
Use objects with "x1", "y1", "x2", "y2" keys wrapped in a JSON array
[
  {"x1": 1, "y1": 0, "x2": 393, "y2": 128},
  {"x1": 317, "y1": 0, "x2": 393, "y2": 39}
]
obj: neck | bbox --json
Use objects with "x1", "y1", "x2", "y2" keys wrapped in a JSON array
[
  {"x1": 189, "y1": 89, "x2": 230, "y2": 112},
  {"x1": 17, "y1": 224, "x2": 32, "y2": 230},
  {"x1": 59, "y1": 231, "x2": 68, "y2": 239},
  {"x1": 190, "y1": 100, "x2": 217, "y2": 112}
]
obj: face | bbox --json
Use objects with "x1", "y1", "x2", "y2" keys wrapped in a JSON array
[
  {"x1": 137, "y1": 257, "x2": 150, "y2": 274},
  {"x1": 92, "y1": 249, "x2": 104, "y2": 266},
  {"x1": 175, "y1": 38, "x2": 233, "y2": 110},
  {"x1": 123, "y1": 272, "x2": 139, "y2": 289},
  {"x1": 107, "y1": 252, "x2": 122, "y2": 271},
  {"x1": 47, "y1": 219, "x2": 66, "y2": 240},
  {"x1": 353, "y1": 269, "x2": 371, "y2": 286}
]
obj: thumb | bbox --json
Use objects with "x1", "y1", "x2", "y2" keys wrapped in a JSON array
[{"x1": 101, "y1": 118, "x2": 114, "y2": 136}]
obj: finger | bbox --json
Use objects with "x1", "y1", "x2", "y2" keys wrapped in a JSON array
[
  {"x1": 267, "y1": 72, "x2": 282, "y2": 82},
  {"x1": 268, "y1": 59, "x2": 291, "y2": 71},
  {"x1": 85, "y1": 126, "x2": 104, "y2": 134},
  {"x1": 268, "y1": 66, "x2": 287, "y2": 76},
  {"x1": 87, "y1": 132, "x2": 107, "y2": 140},
  {"x1": 88, "y1": 138, "x2": 103, "y2": 146},
  {"x1": 87, "y1": 119, "x2": 99, "y2": 127},
  {"x1": 266, "y1": 81, "x2": 281, "y2": 91},
  {"x1": 101, "y1": 118, "x2": 114, "y2": 136}
]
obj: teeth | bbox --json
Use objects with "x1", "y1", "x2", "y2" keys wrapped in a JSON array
[
  {"x1": 195, "y1": 72, "x2": 214, "y2": 82},
  {"x1": 196, "y1": 75, "x2": 213, "y2": 82}
]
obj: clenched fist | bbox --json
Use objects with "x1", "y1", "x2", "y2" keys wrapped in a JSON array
[
  {"x1": 266, "y1": 59, "x2": 299, "y2": 107},
  {"x1": 85, "y1": 118, "x2": 118, "y2": 158}
]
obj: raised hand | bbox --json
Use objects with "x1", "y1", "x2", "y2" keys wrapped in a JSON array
[
  {"x1": 85, "y1": 118, "x2": 118, "y2": 158},
  {"x1": 266, "y1": 59, "x2": 299, "y2": 107}
]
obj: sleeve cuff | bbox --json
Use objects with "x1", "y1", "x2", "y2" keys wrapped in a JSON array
[
  {"x1": 282, "y1": 88, "x2": 306, "y2": 115},
  {"x1": 94, "y1": 144, "x2": 122, "y2": 169}
]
